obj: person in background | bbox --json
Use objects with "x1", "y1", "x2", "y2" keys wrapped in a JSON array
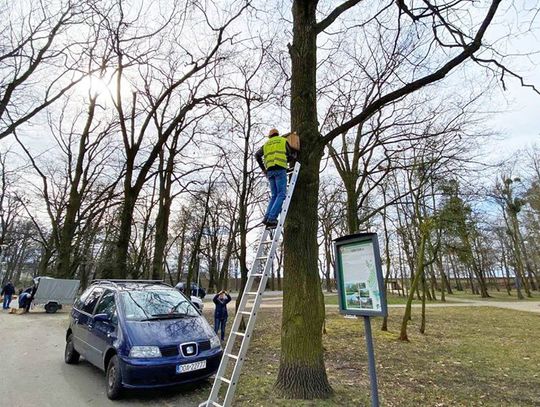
[
  {"x1": 18, "y1": 291, "x2": 32, "y2": 310},
  {"x1": 23, "y1": 284, "x2": 37, "y2": 313},
  {"x1": 213, "y1": 290, "x2": 231, "y2": 341},
  {"x1": 1, "y1": 281, "x2": 15, "y2": 310}
]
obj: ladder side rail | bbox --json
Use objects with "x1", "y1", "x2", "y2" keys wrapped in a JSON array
[
  {"x1": 205, "y1": 163, "x2": 301, "y2": 407},
  {"x1": 227, "y1": 228, "x2": 270, "y2": 334},
  {"x1": 205, "y1": 229, "x2": 271, "y2": 403},
  {"x1": 222, "y1": 164, "x2": 301, "y2": 405},
  {"x1": 205, "y1": 273, "x2": 256, "y2": 405},
  {"x1": 228, "y1": 228, "x2": 276, "y2": 338},
  {"x1": 251, "y1": 229, "x2": 272, "y2": 266},
  {"x1": 222, "y1": 261, "x2": 274, "y2": 405},
  {"x1": 207, "y1": 258, "x2": 262, "y2": 402}
]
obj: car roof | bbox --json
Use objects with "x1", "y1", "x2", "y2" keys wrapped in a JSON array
[{"x1": 90, "y1": 280, "x2": 174, "y2": 292}]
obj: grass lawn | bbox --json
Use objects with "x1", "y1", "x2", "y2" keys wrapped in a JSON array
[
  {"x1": 323, "y1": 292, "x2": 458, "y2": 305},
  {"x1": 449, "y1": 290, "x2": 539, "y2": 302},
  {"x1": 199, "y1": 306, "x2": 540, "y2": 406}
]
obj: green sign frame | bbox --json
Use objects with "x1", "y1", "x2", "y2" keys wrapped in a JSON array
[{"x1": 334, "y1": 233, "x2": 387, "y2": 317}]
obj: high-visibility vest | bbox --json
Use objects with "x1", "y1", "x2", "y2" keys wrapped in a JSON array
[{"x1": 263, "y1": 136, "x2": 288, "y2": 169}]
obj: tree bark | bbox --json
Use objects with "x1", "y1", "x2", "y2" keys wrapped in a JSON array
[
  {"x1": 399, "y1": 229, "x2": 427, "y2": 341},
  {"x1": 152, "y1": 148, "x2": 175, "y2": 280},
  {"x1": 276, "y1": 0, "x2": 332, "y2": 399},
  {"x1": 55, "y1": 97, "x2": 97, "y2": 279}
]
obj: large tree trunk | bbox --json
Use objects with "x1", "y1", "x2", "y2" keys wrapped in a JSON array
[
  {"x1": 56, "y1": 98, "x2": 96, "y2": 278},
  {"x1": 152, "y1": 196, "x2": 172, "y2": 280},
  {"x1": 152, "y1": 150, "x2": 174, "y2": 280},
  {"x1": 344, "y1": 179, "x2": 359, "y2": 233},
  {"x1": 37, "y1": 243, "x2": 54, "y2": 277},
  {"x1": 275, "y1": 0, "x2": 332, "y2": 399},
  {"x1": 235, "y1": 129, "x2": 251, "y2": 311},
  {"x1": 106, "y1": 191, "x2": 137, "y2": 279}
]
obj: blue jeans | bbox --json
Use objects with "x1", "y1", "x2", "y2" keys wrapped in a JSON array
[
  {"x1": 214, "y1": 318, "x2": 227, "y2": 340},
  {"x1": 3, "y1": 294, "x2": 12, "y2": 309},
  {"x1": 265, "y1": 169, "x2": 287, "y2": 221}
]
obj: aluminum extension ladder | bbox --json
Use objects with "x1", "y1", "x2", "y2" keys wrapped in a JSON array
[{"x1": 200, "y1": 161, "x2": 301, "y2": 407}]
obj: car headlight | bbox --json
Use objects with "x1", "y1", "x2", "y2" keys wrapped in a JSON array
[
  {"x1": 129, "y1": 346, "x2": 161, "y2": 358},
  {"x1": 210, "y1": 335, "x2": 221, "y2": 349}
]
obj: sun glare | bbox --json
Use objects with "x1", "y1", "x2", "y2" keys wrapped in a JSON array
[
  {"x1": 80, "y1": 75, "x2": 114, "y2": 98},
  {"x1": 78, "y1": 71, "x2": 132, "y2": 102}
]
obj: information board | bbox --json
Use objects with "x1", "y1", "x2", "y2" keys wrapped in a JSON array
[{"x1": 334, "y1": 233, "x2": 387, "y2": 317}]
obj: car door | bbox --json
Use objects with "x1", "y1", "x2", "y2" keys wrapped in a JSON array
[
  {"x1": 77, "y1": 287, "x2": 105, "y2": 365},
  {"x1": 87, "y1": 289, "x2": 118, "y2": 370},
  {"x1": 71, "y1": 288, "x2": 94, "y2": 356}
]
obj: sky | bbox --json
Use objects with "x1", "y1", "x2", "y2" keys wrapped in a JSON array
[
  {"x1": 482, "y1": 0, "x2": 540, "y2": 156},
  {"x1": 1, "y1": 0, "x2": 539, "y2": 280},
  {"x1": 489, "y1": 83, "x2": 540, "y2": 154}
]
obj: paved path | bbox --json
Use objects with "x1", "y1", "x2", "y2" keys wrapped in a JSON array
[
  {"x1": 0, "y1": 310, "x2": 208, "y2": 407},
  {"x1": 206, "y1": 293, "x2": 540, "y2": 313},
  {"x1": 445, "y1": 297, "x2": 540, "y2": 314}
]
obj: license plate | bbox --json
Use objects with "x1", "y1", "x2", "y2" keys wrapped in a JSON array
[{"x1": 176, "y1": 360, "x2": 206, "y2": 374}]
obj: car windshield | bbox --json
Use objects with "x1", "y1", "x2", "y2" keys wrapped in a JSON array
[{"x1": 120, "y1": 289, "x2": 199, "y2": 321}]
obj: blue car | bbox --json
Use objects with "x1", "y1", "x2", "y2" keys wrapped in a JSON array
[{"x1": 64, "y1": 280, "x2": 222, "y2": 399}]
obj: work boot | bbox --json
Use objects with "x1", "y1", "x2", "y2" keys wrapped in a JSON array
[
  {"x1": 266, "y1": 219, "x2": 278, "y2": 228},
  {"x1": 261, "y1": 216, "x2": 268, "y2": 226}
]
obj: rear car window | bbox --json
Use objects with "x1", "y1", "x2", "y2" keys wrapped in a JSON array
[
  {"x1": 120, "y1": 289, "x2": 199, "y2": 321},
  {"x1": 81, "y1": 287, "x2": 104, "y2": 314}
]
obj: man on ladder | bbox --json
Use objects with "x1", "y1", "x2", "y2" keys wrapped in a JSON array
[
  {"x1": 200, "y1": 131, "x2": 301, "y2": 407},
  {"x1": 255, "y1": 128, "x2": 298, "y2": 228}
]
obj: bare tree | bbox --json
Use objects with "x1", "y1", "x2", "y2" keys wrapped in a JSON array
[
  {"x1": 94, "y1": 0, "x2": 250, "y2": 278},
  {"x1": 0, "y1": 0, "x2": 101, "y2": 140},
  {"x1": 277, "y1": 1, "x2": 537, "y2": 397},
  {"x1": 317, "y1": 177, "x2": 345, "y2": 292}
]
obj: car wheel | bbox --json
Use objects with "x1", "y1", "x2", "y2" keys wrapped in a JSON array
[
  {"x1": 45, "y1": 302, "x2": 59, "y2": 313},
  {"x1": 64, "y1": 334, "x2": 80, "y2": 364},
  {"x1": 106, "y1": 355, "x2": 123, "y2": 400}
]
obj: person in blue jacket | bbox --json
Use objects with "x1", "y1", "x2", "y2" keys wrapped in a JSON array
[
  {"x1": 1, "y1": 281, "x2": 15, "y2": 310},
  {"x1": 213, "y1": 290, "x2": 231, "y2": 341},
  {"x1": 18, "y1": 291, "x2": 32, "y2": 310}
]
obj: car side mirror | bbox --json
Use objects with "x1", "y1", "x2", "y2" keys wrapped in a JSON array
[{"x1": 93, "y1": 313, "x2": 111, "y2": 323}]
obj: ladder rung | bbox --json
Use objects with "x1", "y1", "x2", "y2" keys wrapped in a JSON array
[
  {"x1": 250, "y1": 273, "x2": 266, "y2": 277},
  {"x1": 232, "y1": 331, "x2": 245, "y2": 337},
  {"x1": 217, "y1": 376, "x2": 231, "y2": 384},
  {"x1": 211, "y1": 402, "x2": 223, "y2": 407},
  {"x1": 226, "y1": 353, "x2": 239, "y2": 360},
  {"x1": 245, "y1": 291, "x2": 259, "y2": 295},
  {"x1": 256, "y1": 256, "x2": 268, "y2": 260},
  {"x1": 239, "y1": 311, "x2": 251, "y2": 316}
]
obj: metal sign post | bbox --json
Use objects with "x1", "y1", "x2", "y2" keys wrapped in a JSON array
[
  {"x1": 334, "y1": 233, "x2": 387, "y2": 407},
  {"x1": 363, "y1": 316, "x2": 379, "y2": 407}
]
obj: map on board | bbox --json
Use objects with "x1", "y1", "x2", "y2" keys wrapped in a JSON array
[{"x1": 339, "y1": 240, "x2": 382, "y2": 313}]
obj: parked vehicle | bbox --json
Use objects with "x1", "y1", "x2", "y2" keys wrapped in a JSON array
[
  {"x1": 32, "y1": 277, "x2": 80, "y2": 313},
  {"x1": 175, "y1": 282, "x2": 206, "y2": 299},
  {"x1": 64, "y1": 280, "x2": 222, "y2": 399},
  {"x1": 172, "y1": 284, "x2": 204, "y2": 311},
  {"x1": 190, "y1": 295, "x2": 204, "y2": 311}
]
